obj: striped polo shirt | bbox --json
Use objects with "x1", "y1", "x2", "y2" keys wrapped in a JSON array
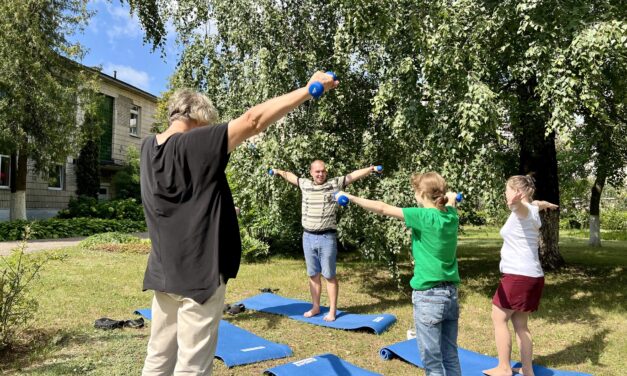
[{"x1": 298, "y1": 176, "x2": 346, "y2": 232}]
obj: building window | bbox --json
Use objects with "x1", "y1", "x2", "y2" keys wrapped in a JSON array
[
  {"x1": 0, "y1": 154, "x2": 9, "y2": 188},
  {"x1": 98, "y1": 185, "x2": 110, "y2": 201},
  {"x1": 48, "y1": 164, "x2": 64, "y2": 190},
  {"x1": 130, "y1": 105, "x2": 140, "y2": 136}
]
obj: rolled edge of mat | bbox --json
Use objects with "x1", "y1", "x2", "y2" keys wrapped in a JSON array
[{"x1": 379, "y1": 348, "x2": 394, "y2": 360}]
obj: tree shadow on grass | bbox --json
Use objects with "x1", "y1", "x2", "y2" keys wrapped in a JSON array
[
  {"x1": 0, "y1": 327, "x2": 146, "y2": 373},
  {"x1": 534, "y1": 264, "x2": 625, "y2": 325},
  {"x1": 0, "y1": 329, "x2": 55, "y2": 372},
  {"x1": 339, "y1": 241, "x2": 625, "y2": 329},
  {"x1": 454, "y1": 244, "x2": 626, "y2": 326},
  {"x1": 534, "y1": 329, "x2": 609, "y2": 368},
  {"x1": 226, "y1": 311, "x2": 284, "y2": 331},
  {"x1": 339, "y1": 261, "x2": 414, "y2": 314}
]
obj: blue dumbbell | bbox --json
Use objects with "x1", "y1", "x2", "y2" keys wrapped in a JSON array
[
  {"x1": 268, "y1": 168, "x2": 275, "y2": 176},
  {"x1": 309, "y1": 71, "x2": 337, "y2": 99},
  {"x1": 334, "y1": 192, "x2": 349, "y2": 207},
  {"x1": 456, "y1": 192, "x2": 463, "y2": 203}
]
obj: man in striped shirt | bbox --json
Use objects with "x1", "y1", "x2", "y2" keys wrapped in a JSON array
[{"x1": 272, "y1": 160, "x2": 381, "y2": 321}]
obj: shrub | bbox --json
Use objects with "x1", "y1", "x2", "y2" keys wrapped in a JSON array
[
  {"x1": 79, "y1": 232, "x2": 142, "y2": 249},
  {"x1": 559, "y1": 209, "x2": 589, "y2": 230},
  {"x1": 458, "y1": 208, "x2": 486, "y2": 226},
  {"x1": 559, "y1": 209, "x2": 627, "y2": 231},
  {"x1": 0, "y1": 218, "x2": 146, "y2": 241},
  {"x1": 241, "y1": 232, "x2": 270, "y2": 262},
  {"x1": 601, "y1": 210, "x2": 627, "y2": 231},
  {"x1": 0, "y1": 228, "x2": 59, "y2": 350},
  {"x1": 57, "y1": 196, "x2": 144, "y2": 222}
]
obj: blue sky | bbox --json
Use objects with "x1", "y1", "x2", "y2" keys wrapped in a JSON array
[{"x1": 71, "y1": 0, "x2": 179, "y2": 96}]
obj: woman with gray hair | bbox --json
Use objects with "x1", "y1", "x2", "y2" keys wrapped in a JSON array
[{"x1": 140, "y1": 72, "x2": 338, "y2": 376}]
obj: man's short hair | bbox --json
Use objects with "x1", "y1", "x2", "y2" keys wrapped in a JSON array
[
  {"x1": 167, "y1": 88, "x2": 219, "y2": 125},
  {"x1": 310, "y1": 160, "x2": 326, "y2": 170}
]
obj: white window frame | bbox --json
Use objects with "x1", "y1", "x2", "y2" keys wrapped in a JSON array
[
  {"x1": 0, "y1": 154, "x2": 10, "y2": 189},
  {"x1": 130, "y1": 105, "x2": 140, "y2": 137},
  {"x1": 48, "y1": 164, "x2": 64, "y2": 190}
]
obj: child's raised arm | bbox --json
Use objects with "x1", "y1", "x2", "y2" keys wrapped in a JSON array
[
  {"x1": 532, "y1": 200, "x2": 559, "y2": 211},
  {"x1": 336, "y1": 191, "x2": 404, "y2": 220}
]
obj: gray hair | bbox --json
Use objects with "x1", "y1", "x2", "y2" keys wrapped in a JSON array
[{"x1": 167, "y1": 88, "x2": 218, "y2": 125}]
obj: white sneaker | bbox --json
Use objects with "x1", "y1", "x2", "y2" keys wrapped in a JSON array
[{"x1": 406, "y1": 328, "x2": 416, "y2": 340}]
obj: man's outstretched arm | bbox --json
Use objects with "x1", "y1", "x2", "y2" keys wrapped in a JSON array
[
  {"x1": 345, "y1": 166, "x2": 381, "y2": 185},
  {"x1": 272, "y1": 169, "x2": 299, "y2": 186}
]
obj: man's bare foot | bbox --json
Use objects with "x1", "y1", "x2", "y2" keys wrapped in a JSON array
[
  {"x1": 482, "y1": 366, "x2": 513, "y2": 376},
  {"x1": 303, "y1": 308, "x2": 320, "y2": 318},
  {"x1": 323, "y1": 312, "x2": 336, "y2": 322}
]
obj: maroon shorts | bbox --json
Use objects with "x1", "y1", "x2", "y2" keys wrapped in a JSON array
[{"x1": 492, "y1": 273, "x2": 545, "y2": 312}]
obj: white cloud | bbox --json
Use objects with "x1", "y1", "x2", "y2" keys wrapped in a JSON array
[
  {"x1": 103, "y1": 63, "x2": 151, "y2": 91},
  {"x1": 104, "y1": 4, "x2": 143, "y2": 41}
]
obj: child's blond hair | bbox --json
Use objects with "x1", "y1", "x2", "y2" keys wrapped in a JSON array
[
  {"x1": 506, "y1": 175, "x2": 535, "y2": 200},
  {"x1": 411, "y1": 172, "x2": 448, "y2": 211}
]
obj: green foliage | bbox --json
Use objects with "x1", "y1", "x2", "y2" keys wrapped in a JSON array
[
  {"x1": 0, "y1": 218, "x2": 146, "y2": 241},
  {"x1": 240, "y1": 232, "x2": 270, "y2": 262},
  {"x1": 111, "y1": 146, "x2": 141, "y2": 201},
  {"x1": 0, "y1": 228, "x2": 59, "y2": 350},
  {"x1": 0, "y1": 0, "x2": 99, "y2": 174},
  {"x1": 79, "y1": 232, "x2": 142, "y2": 249},
  {"x1": 76, "y1": 140, "x2": 101, "y2": 198},
  {"x1": 57, "y1": 196, "x2": 144, "y2": 222},
  {"x1": 0, "y1": 251, "x2": 38, "y2": 350},
  {"x1": 125, "y1": 0, "x2": 627, "y2": 272},
  {"x1": 458, "y1": 208, "x2": 487, "y2": 226},
  {"x1": 559, "y1": 210, "x2": 590, "y2": 230},
  {"x1": 560, "y1": 209, "x2": 627, "y2": 232},
  {"x1": 601, "y1": 210, "x2": 627, "y2": 231}
]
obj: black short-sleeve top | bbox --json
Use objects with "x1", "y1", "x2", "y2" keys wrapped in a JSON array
[{"x1": 140, "y1": 123, "x2": 241, "y2": 304}]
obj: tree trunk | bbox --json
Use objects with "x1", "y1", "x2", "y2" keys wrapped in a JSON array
[
  {"x1": 588, "y1": 174, "x2": 605, "y2": 247},
  {"x1": 517, "y1": 78, "x2": 565, "y2": 270},
  {"x1": 9, "y1": 150, "x2": 28, "y2": 221},
  {"x1": 589, "y1": 215, "x2": 601, "y2": 246}
]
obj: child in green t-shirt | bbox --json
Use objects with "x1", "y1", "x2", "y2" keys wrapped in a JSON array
[{"x1": 336, "y1": 171, "x2": 461, "y2": 376}]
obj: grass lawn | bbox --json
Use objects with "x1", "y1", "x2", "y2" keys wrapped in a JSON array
[{"x1": 1, "y1": 227, "x2": 625, "y2": 375}]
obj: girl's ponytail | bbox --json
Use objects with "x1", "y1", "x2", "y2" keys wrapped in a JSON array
[
  {"x1": 411, "y1": 172, "x2": 449, "y2": 211},
  {"x1": 433, "y1": 194, "x2": 448, "y2": 211}
]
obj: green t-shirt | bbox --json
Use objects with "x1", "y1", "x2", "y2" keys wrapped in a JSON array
[{"x1": 402, "y1": 206, "x2": 460, "y2": 291}]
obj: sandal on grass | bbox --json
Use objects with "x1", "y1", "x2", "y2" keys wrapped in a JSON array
[
  {"x1": 94, "y1": 318, "x2": 124, "y2": 330},
  {"x1": 226, "y1": 303, "x2": 246, "y2": 315},
  {"x1": 259, "y1": 287, "x2": 279, "y2": 293}
]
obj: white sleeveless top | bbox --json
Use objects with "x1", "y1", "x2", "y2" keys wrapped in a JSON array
[{"x1": 499, "y1": 202, "x2": 544, "y2": 277}]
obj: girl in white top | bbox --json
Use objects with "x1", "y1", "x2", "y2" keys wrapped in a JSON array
[{"x1": 483, "y1": 176, "x2": 558, "y2": 376}]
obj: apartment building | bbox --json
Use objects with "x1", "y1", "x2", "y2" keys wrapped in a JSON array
[{"x1": 0, "y1": 70, "x2": 158, "y2": 220}]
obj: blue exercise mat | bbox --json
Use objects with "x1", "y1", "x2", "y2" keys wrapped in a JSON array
[
  {"x1": 134, "y1": 308, "x2": 292, "y2": 367},
  {"x1": 134, "y1": 308, "x2": 152, "y2": 320},
  {"x1": 264, "y1": 353, "x2": 381, "y2": 376},
  {"x1": 379, "y1": 339, "x2": 592, "y2": 376},
  {"x1": 215, "y1": 320, "x2": 292, "y2": 367},
  {"x1": 237, "y1": 293, "x2": 396, "y2": 334}
]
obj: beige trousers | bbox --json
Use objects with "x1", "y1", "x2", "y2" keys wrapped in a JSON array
[{"x1": 141, "y1": 283, "x2": 226, "y2": 376}]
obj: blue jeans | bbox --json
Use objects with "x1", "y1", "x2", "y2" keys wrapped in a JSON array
[
  {"x1": 302, "y1": 231, "x2": 337, "y2": 279},
  {"x1": 413, "y1": 284, "x2": 461, "y2": 376}
]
